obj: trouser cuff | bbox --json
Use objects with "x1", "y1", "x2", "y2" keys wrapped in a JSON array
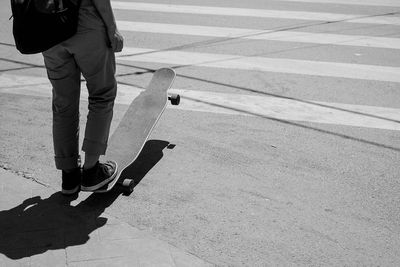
[
  {"x1": 55, "y1": 155, "x2": 80, "y2": 170},
  {"x1": 82, "y1": 139, "x2": 107, "y2": 156}
]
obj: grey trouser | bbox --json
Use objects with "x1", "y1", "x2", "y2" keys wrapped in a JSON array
[{"x1": 43, "y1": 29, "x2": 117, "y2": 170}]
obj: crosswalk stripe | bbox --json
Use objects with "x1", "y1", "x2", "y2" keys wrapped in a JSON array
[
  {"x1": 117, "y1": 21, "x2": 400, "y2": 50},
  {"x1": 117, "y1": 47, "x2": 400, "y2": 83},
  {"x1": 278, "y1": 0, "x2": 400, "y2": 7},
  {"x1": 0, "y1": 74, "x2": 399, "y2": 131},
  {"x1": 169, "y1": 89, "x2": 400, "y2": 131},
  {"x1": 112, "y1": 1, "x2": 400, "y2": 26}
]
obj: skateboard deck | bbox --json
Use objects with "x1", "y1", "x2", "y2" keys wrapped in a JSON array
[{"x1": 95, "y1": 68, "x2": 178, "y2": 193}]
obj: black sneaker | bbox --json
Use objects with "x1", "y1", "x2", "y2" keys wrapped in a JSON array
[
  {"x1": 81, "y1": 161, "x2": 118, "y2": 191},
  {"x1": 61, "y1": 167, "x2": 81, "y2": 195}
]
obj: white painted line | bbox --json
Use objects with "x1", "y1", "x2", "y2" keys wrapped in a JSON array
[
  {"x1": 169, "y1": 89, "x2": 400, "y2": 131},
  {"x1": 117, "y1": 47, "x2": 400, "y2": 83},
  {"x1": 278, "y1": 0, "x2": 400, "y2": 7},
  {"x1": 0, "y1": 74, "x2": 49, "y2": 88},
  {"x1": 0, "y1": 74, "x2": 142, "y2": 104},
  {"x1": 117, "y1": 21, "x2": 400, "y2": 50},
  {"x1": 112, "y1": 1, "x2": 400, "y2": 25},
  {"x1": 1, "y1": 74, "x2": 399, "y2": 131}
]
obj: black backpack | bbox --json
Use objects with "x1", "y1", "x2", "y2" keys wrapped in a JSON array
[{"x1": 10, "y1": 0, "x2": 82, "y2": 54}]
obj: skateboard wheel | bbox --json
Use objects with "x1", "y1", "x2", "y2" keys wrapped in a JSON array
[
  {"x1": 168, "y1": 94, "x2": 180, "y2": 105},
  {"x1": 122, "y1": 179, "x2": 134, "y2": 193}
]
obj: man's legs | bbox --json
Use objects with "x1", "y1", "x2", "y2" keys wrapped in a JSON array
[{"x1": 43, "y1": 29, "x2": 118, "y2": 192}]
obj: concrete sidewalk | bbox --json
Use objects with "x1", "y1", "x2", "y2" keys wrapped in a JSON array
[{"x1": 0, "y1": 168, "x2": 211, "y2": 267}]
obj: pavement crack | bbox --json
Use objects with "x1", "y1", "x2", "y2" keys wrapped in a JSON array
[
  {"x1": 69, "y1": 255, "x2": 124, "y2": 264},
  {"x1": 0, "y1": 163, "x2": 50, "y2": 188}
]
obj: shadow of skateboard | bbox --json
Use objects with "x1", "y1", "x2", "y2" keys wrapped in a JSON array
[{"x1": 94, "y1": 68, "x2": 179, "y2": 194}]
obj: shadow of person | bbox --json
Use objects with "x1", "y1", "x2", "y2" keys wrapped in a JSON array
[
  {"x1": 0, "y1": 192, "x2": 95, "y2": 259},
  {"x1": 0, "y1": 139, "x2": 170, "y2": 260}
]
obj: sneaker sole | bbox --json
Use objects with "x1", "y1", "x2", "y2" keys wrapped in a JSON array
[{"x1": 81, "y1": 163, "x2": 119, "y2": 192}]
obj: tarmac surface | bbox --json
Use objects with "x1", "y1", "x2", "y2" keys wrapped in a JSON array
[
  {"x1": 1, "y1": 0, "x2": 400, "y2": 266},
  {"x1": 0, "y1": 168, "x2": 211, "y2": 266}
]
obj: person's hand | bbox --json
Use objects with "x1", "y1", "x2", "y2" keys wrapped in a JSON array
[{"x1": 108, "y1": 28, "x2": 124, "y2": 52}]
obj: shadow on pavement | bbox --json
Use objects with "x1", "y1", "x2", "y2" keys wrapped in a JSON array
[{"x1": 0, "y1": 139, "x2": 169, "y2": 260}]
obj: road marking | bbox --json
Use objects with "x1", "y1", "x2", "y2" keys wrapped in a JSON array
[
  {"x1": 117, "y1": 47, "x2": 400, "y2": 83},
  {"x1": 117, "y1": 21, "x2": 400, "y2": 50},
  {"x1": 1, "y1": 74, "x2": 399, "y2": 131},
  {"x1": 112, "y1": 1, "x2": 400, "y2": 26},
  {"x1": 169, "y1": 89, "x2": 400, "y2": 131},
  {"x1": 278, "y1": 0, "x2": 400, "y2": 7}
]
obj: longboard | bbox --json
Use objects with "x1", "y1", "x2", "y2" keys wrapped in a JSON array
[{"x1": 94, "y1": 68, "x2": 179, "y2": 193}]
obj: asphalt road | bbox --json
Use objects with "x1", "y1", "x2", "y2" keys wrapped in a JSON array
[{"x1": 1, "y1": 0, "x2": 400, "y2": 265}]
